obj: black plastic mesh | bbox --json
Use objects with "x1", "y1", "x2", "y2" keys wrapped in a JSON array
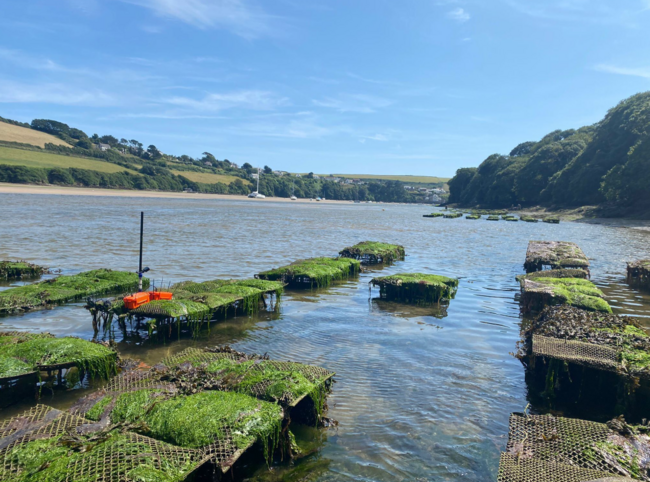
[
  {"x1": 0, "y1": 405, "x2": 208, "y2": 481},
  {"x1": 499, "y1": 414, "x2": 644, "y2": 482},
  {"x1": 162, "y1": 347, "x2": 335, "y2": 406}
]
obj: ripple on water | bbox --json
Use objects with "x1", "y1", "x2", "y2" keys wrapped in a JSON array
[{"x1": 1, "y1": 194, "x2": 650, "y2": 481}]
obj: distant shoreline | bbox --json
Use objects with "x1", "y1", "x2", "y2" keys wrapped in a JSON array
[{"x1": 0, "y1": 183, "x2": 353, "y2": 204}]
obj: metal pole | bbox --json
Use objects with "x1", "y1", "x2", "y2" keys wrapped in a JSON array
[{"x1": 138, "y1": 211, "x2": 144, "y2": 292}]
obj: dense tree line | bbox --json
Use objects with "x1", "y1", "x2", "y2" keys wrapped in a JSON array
[
  {"x1": 0, "y1": 164, "x2": 250, "y2": 195},
  {"x1": 448, "y1": 92, "x2": 650, "y2": 213}
]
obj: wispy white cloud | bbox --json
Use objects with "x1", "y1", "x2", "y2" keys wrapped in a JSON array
[
  {"x1": 312, "y1": 94, "x2": 393, "y2": 113},
  {"x1": 594, "y1": 64, "x2": 650, "y2": 79},
  {"x1": 361, "y1": 133, "x2": 389, "y2": 141},
  {"x1": 347, "y1": 72, "x2": 403, "y2": 86},
  {"x1": 120, "y1": 0, "x2": 277, "y2": 39},
  {"x1": 447, "y1": 7, "x2": 470, "y2": 22},
  {"x1": 0, "y1": 80, "x2": 113, "y2": 106},
  {"x1": 165, "y1": 90, "x2": 289, "y2": 111}
]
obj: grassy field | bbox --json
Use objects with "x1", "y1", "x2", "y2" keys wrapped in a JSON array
[
  {"x1": 0, "y1": 146, "x2": 139, "y2": 174},
  {"x1": 0, "y1": 122, "x2": 71, "y2": 148},
  {"x1": 305, "y1": 173, "x2": 449, "y2": 184},
  {"x1": 172, "y1": 170, "x2": 250, "y2": 186}
]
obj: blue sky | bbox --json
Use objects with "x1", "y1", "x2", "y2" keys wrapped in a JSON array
[{"x1": 1, "y1": 0, "x2": 649, "y2": 177}]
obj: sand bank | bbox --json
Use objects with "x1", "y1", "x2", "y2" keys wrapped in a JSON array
[{"x1": 0, "y1": 183, "x2": 353, "y2": 205}]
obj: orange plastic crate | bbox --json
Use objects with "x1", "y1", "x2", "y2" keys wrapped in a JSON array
[
  {"x1": 149, "y1": 291, "x2": 173, "y2": 301},
  {"x1": 123, "y1": 291, "x2": 151, "y2": 310}
]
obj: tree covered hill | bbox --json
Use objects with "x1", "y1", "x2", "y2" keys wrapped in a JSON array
[{"x1": 448, "y1": 92, "x2": 650, "y2": 214}]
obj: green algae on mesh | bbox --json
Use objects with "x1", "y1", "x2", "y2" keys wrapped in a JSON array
[
  {"x1": 0, "y1": 354, "x2": 34, "y2": 379},
  {"x1": 3, "y1": 337, "x2": 117, "y2": 379},
  {"x1": 339, "y1": 241, "x2": 405, "y2": 264},
  {"x1": 0, "y1": 331, "x2": 54, "y2": 346},
  {"x1": 85, "y1": 394, "x2": 114, "y2": 421},
  {"x1": 516, "y1": 268, "x2": 589, "y2": 283},
  {"x1": 134, "y1": 299, "x2": 212, "y2": 319},
  {"x1": 532, "y1": 278, "x2": 612, "y2": 313},
  {"x1": 1, "y1": 432, "x2": 201, "y2": 482},
  {"x1": 443, "y1": 212, "x2": 463, "y2": 218},
  {"x1": 0, "y1": 261, "x2": 47, "y2": 280},
  {"x1": 134, "y1": 391, "x2": 283, "y2": 462},
  {"x1": 203, "y1": 358, "x2": 331, "y2": 413},
  {"x1": 528, "y1": 306, "x2": 650, "y2": 376},
  {"x1": 423, "y1": 212, "x2": 444, "y2": 218},
  {"x1": 543, "y1": 217, "x2": 561, "y2": 223},
  {"x1": 110, "y1": 389, "x2": 169, "y2": 424},
  {"x1": 520, "y1": 216, "x2": 539, "y2": 222},
  {"x1": 0, "y1": 269, "x2": 147, "y2": 314},
  {"x1": 1, "y1": 435, "x2": 70, "y2": 482},
  {"x1": 257, "y1": 257, "x2": 361, "y2": 289},
  {"x1": 486, "y1": 215, "x2": 500, "y2": 221},
  {"x1": 371, "y1": 273, "x2": 459, "y2": 304},
  {"x1": 466, "y1": 214, "x2": 481, "y2": 219}
]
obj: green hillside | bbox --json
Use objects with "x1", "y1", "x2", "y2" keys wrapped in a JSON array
[{"x1": 0, "y1": 146, "x2": 138, "y2": 174}]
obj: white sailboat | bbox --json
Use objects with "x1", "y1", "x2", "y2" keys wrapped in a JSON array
[
  {"x1": 290, "y1": 180, "x2": 297, "y2": 200},
  {"x1": 248, "y1": 168, "x2": 266, "y2": 199}
]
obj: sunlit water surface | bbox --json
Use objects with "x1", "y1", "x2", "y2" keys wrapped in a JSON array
[{"x1": 1, "y1": 193, "x2": 650, "y2": 482}]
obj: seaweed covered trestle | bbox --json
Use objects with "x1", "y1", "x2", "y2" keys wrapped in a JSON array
[
  {"x1": 443, "y1": 212, "x2": 463, "y2": 219},
  {"x1": 519, "y1": 306, "x2": 650, "y2": 419},
  {"x1": 71, "y1": 347, "x2": 336, "y2": 473},
  {"x1": 0, "y1": 260, "x2": 47, "y2": 280},
  {"x1": 0, "y1": 405, "x2": 210, "y2": 482},
  {"x1": 524, "y1": 240, "x2": 590, "y2": 275},
  {"x1": 423, "y1": 212, "x2": 444, "y2": 218},
  {"x1": 257, "y1": 257, "x2": 360, "y2": 289},
  {"x1": 627, "y1": 259, "x2": 650, "y2": 290},
  {"x1": 498, "y1": 412, "x2": 650, "y2": 482},
  {"x1": 0, "y1": 269, "x2": 146, "y2": 315},
  {"x1": 339, "y1": 241, "x2": 405, "y2": 265},
  {"x1": 519, "y1": 276, "x2": 611, "y2": 313},
  {"x1": 89, "y1": 278, "x2": 284, "y2": 335},
  {"x1": 161, "y1": 347, "x2": 335, "y2": 419},
  {"x1": 370, "y1": 273, "x2": 459, "y2": 305},
  {"x1": 0, "y1": 331, "x2": 118, "y2": 382}
]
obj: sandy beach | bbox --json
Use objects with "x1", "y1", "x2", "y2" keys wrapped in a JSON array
[{"x1": 0, "y1": 183, "x2": 352, "y2": 205}]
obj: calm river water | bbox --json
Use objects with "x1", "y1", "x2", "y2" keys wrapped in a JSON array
[{"x1": 1, "y1": 193, "x2": 650, "y2": 481}]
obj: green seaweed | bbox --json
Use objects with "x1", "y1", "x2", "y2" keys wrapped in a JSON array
[
  {"x1": 520, "y1": 216, "x2": 539, "y2": 222},
  {"x1": 258, "y1": 257, "x2": 360, "y2": 289},
  {"x1": 3, "y1": 337, "x2": 118, "y2": 379},
  {"x1": 531, "y1": 277, "x2": 611, "y2": 313},
  {"x1": 103, "y1": 390, "x2": 284, "y2": 464},
  {"x1": 110, "y1": 389, "x2": 169, "y2": 424},
  {"x1": 516, "y1": 269, "x2": 589, "y2": 283},
  {"x1": 0, "y1": 261, "x2": 46, "y2": 280},
  {"x1": 443, "y1": 212, "x2": 463, "y2": 219},
  {"x1": 423, "y1": 212, "x2": 445, "y2": 218},
  {"x1": 486, "y1": 215, "x2": 500, "y2": 221},
  {"x1": 371, "y1": 273, "x2": 459, "y2": 304},
  {"x1": 85, "y1": 395, "x2": 114, "y2": 421},
  {"x1": 466, "y1": 214, "x2": 481, "y2": 219},
  {"x1": 339, "y1": 241, "x2": 405, "y2": 264},
  {"x1": 1, "y1": 432, "x2": 201, "y2": 482},
  {"x1": 0, "y1": 354, "x2": 35, "y2": 379},
  {"x1": 0, "y1": 269, "x2": 147, "y2": 314}
]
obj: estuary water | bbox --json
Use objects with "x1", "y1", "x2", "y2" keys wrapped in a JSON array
[{"x1": 1, "y1": 192, "x2": 650, "y2": 482}]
